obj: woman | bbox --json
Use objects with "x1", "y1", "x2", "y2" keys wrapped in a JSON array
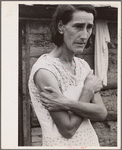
[{"x1": 28, "y1": 5, "x2": 107, "y2": 147}]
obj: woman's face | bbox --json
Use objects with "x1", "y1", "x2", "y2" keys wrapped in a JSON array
[{"x1": 62, "y1": 10, "x2": 94, "y2": 54}]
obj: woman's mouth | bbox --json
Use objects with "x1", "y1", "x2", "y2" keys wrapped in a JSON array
[{"x1": 75, "y1": 43, "x2": 86, "y2": 46}]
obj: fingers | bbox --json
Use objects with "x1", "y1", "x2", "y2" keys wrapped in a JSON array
[
  {"x1": 44, "y1": 86, "x2": 56, "y2": 93},
  {"x1": 41, "y1": 100, "x2": 54, "y2": 111},
  {"x1": 87, "y1": 71, "x2": 93, "y2": 77},
  {"x1": 86, "y1": 71, "x2": 96, "y2": 80},
  {"x1": 45, "y1": 106, "x2": 54, "y2": 111},
  {"x1": 40, "y1": 91, "x2": 56, "y2": 111},
  {"x1": 41, "y1": 97, "x2": 49, "y2": 104},
  {"x1": 100, "y1": 80, "x2": 103, "y2": 88},
  {"x1": 41, "y1": 97, "x2": 50, "y2": 107},
  {"x1": 40, "y1": 92, "x2": 50, "y2": 99},
  {"x1": 88, "y1": 70, "x2": 93, "y2": 74}
]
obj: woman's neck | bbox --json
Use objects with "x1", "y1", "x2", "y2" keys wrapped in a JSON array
[
  {"x1": 50, "y1": 45, "x2": 76, "y2": 75},
  {"x1": 50, "y1": 44, "x2": 75, "y2": 64}
]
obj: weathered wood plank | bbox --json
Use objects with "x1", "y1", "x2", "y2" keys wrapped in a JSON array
[
  {"x1": 32, "y1": 135, "x2": 42, "y2": 143},
  {"x1": 31, "y1": 127, "x2": 42, "y2": 146},
  {"x1": 29, "y1": 20, "x2": 51, "y2": 34},
  {"x1": 31, "y1": 127, "x2": 42, "y2": 136},
  {"x1": 31, "y1": 106, "x2": 40, "y2": 127},
  {"x1": 109, "y1": 48, "x2": 117, "y2": 54},
  {"x1": 23, "y1": 98, "x2": 31, "y2": 145},
  {"x1": 19, "y1": 21, "x2": 24, "y2": 146},
  {"x1": 30, "y1": 47, "x2": 53, "y2": 57},
  {"x1": 100, "y1": 89, "x2": 117, "y2": 121},
  {"x1": 31, "y1": 142, "x2": 42, "y2": 146},
  {"x1": 23, "y1": 21, "x2": 31, "y2": 146},
  {"x1": 102, "y1": 82, "x2": 117, "y2": 90},
  {"x1": 92, "y1": 121, "x2": 117, "y2": 146}
]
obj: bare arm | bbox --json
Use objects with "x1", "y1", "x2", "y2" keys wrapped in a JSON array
[
  {"x1": 34, "y1": 69, "x2": 93, "y2": 139},
  {"x1": 64, "y1": 74, "x2": 107, "y2": 121},
  {"x1": 40, "y1": 73, "x2": 107, "y2": 121},
  {"x1": 64, "y1": 91, "x2": 107, "y2": 121}
]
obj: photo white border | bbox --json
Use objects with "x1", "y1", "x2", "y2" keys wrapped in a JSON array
[{"x1": 1, "y1": 1, "x2": 121, "y2": 149}]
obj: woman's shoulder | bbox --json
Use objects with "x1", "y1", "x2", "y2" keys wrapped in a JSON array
[
  {"x1": 31, "y1": 54, "x2": 60, "y2": 77},
  {"x1": 36, "y1": 54, "x2": 51, "y2": 62},
  {"x1": 34, "y1": 54, "x2": 55, "y2": 66}
]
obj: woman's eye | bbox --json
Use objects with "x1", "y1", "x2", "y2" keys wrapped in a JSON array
[
  {"x1": 87, "y1": 25, "x2": 93, "y2": 30},
  {"x1": 75, "y1": 25, "x2": 83, "y2": 29}
]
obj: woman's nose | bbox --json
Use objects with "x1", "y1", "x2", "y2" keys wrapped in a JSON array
[{"x1": 79, "y1": 29, "x2": 88, "y2": 39}]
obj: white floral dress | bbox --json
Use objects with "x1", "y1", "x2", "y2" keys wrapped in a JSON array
[{"x1": 28, "y1": 54, "x2": 100, "y2": 147}]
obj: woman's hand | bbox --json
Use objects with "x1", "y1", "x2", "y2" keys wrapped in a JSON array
[
  {"x1": 84, "y1": 71, "x2": 103, "y2": 93},
  {"x1": 40, "y1": 86, "x2": 67, "y2": 111}
]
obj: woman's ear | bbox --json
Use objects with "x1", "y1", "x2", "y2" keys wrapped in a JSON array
[{"x1": 58, "y1": 20, "x2": 64, "y2": 34}]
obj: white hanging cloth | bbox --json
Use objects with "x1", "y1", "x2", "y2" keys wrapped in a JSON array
[{"x1": 94, "y1": 20, "x2": 110, "y2": 86}]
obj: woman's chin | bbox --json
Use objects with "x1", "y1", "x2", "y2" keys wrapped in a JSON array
[
  {"x1": 72, "y1": 46, "x2": 85, "y2": 54},
  {"x1": 74, "y1": 49, "x2": 84, "y2": 55}
]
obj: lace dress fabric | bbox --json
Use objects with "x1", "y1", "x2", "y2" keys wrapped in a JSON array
[{"x1": 28, "y1": 54, "x2": 100, "y2": 147}]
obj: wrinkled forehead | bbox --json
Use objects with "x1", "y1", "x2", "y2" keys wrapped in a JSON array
[{"x1": 71, "y1": 10, "x2": 94, "y2": 24}]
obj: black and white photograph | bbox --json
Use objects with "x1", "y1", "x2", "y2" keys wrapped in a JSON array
[{"x1": 1, "y1": 1, "x2": 121, "y2": 149}]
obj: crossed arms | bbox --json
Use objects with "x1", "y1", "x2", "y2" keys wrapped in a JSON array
[{"x1": 34, "y1": 69, "x2": 107, "y2": 139}]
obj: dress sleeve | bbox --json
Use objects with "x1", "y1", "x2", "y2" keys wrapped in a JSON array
[{"x1": 31, "y1": 58, "x2": 59, "y2": 83}]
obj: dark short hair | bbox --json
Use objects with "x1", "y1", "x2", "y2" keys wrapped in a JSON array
[{"x1": 50, "y1": 4, "x2": 96, "y2": 47}]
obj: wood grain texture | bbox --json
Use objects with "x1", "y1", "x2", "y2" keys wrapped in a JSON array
[{"x1": 22, "y1": 22, "x2": 31, "y2": 146}]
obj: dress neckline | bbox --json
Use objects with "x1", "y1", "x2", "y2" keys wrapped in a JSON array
[{"x1": 43, "y1": 54, "x2": 78, "y2": 76}]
